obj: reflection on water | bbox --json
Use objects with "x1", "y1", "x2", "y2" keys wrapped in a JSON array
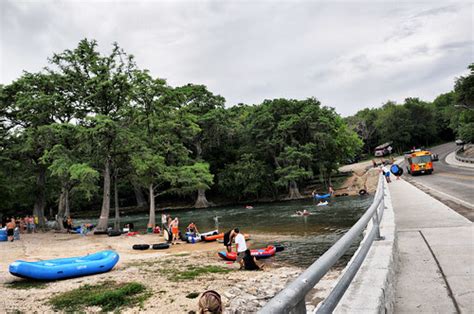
[{"x1": 77, "y1": 195, "x2": 373, "y2": 268}]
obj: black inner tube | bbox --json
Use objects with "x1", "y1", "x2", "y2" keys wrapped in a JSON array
[
  {"x1": 359, "y1": 189, "x2": 367, "y2": 195},
  {"x1": 132, "y1": 244, "x2": 150, "y2": 250},
  {"x1": 108, "y1": 230, "x2": 122, "y2": 237},
  {"x1": 274, "y1": 244, "x2": 285, "y2": 252},
  {"x1": 152, "y1": 243, "x2": 170, "y2": 250}
]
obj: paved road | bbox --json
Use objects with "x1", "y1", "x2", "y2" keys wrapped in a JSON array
[{"x1": 401, "y1": 142, "x2": 474, "y2": 221}]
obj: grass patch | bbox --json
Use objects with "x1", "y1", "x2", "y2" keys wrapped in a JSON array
[
  {"x1": 186, "y1": 292, "x2": 200, "y2": 299},
  {"x1": 161, "y1": 265, "x2": 233, "y2": 281},
  {"x1": 6, "y1": 280, "x2": 48, "y2": 290},
  {"x1": 49, "y1": 281, "x2": 150, "y2": 312}
]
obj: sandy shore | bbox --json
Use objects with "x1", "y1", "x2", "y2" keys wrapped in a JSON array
[{"x1": 0, "y1": 232, "x2": 339, "y2": 313}]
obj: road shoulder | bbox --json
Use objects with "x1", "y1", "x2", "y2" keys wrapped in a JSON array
[{"x1": 389, "y1": 179, "x2": 473, "y2": 313}]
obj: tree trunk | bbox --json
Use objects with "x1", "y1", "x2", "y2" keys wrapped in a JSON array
[
  {"x1": 33, "y1": 166, "x2": 47, "y2": 230},
  {"x1": 288, "y1": 180, "x2": 303, "y2": 199},
  {"x1": 114, "y1": 173, "x2": 120, "y2": 231},
  {"x1": 132, "y1": 180, "x2": 147, "y2": 208},
  {"x1": 194, "y1": 188, "x2": 210, "y2": 208},
  {"x1": 148, "y1": 183, "x2": 155, "y2": 228},
  {"x1": 56, "y1": 186, "x2": 67, "y2": 232},
  {"x1": 96, "y1": 157, "x2": 111, "y2": 231},
  {"x1": 64, "y1": 188, "x2": 70, "y2": 218}
]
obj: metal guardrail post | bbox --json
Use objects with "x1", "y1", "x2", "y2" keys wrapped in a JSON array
[
  {"x1": 259, "y1": 175, "x2": 386, "y2": 314},
  {"x1": 372, "y1": 202, "x2": 384, "y2": 241}
]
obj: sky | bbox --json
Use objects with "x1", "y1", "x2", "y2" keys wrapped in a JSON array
[{"x1": 1, "y1": 0, "x2": 472, "y2": 116}]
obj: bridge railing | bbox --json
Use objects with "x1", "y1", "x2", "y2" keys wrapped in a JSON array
[{"x1": 259, "y1": 174, "x2": 387, "y2": 314}]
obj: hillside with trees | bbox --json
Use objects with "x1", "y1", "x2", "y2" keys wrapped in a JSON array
[{"x1": 345, "y1": 64, "x2": 473, "y2": 156}]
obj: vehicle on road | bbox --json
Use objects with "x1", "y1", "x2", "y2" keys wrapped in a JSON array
[
  {"x1": 404, "y1": 149, "x2": 434, "y2": 175},
  {"x1": 374, "y1": 142, "x2": 393, "y2": 157},
  {"x1": 455, "y1": 139, "x2": 465, "y2": 145}
]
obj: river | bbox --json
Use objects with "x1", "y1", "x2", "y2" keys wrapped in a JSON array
[{"x1": 77, "y1": 195, "x2": 373, "y2": 268}]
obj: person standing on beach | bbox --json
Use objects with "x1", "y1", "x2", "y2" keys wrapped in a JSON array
[
  {"x1": 166, "y1": 214, "x2": 172, "y2": 229},
  {"x1": 170, "y1": 218, "x2": 179, "y2": 245},
  {"x1": 234, "y1": 228, "x2": 247, "y2": 268},
  {"x1": 223, "y1": 229, "x2": 237, "y2": 253},
  {"x1": 7, "y1": 218, "x2": 16, "y2": 242},
  {"x1": 161, "y1": 213, "x2": 167, "y2": 234},
  {"x1": 33, "y1": 215, "x2": 38, "y2": 232}
]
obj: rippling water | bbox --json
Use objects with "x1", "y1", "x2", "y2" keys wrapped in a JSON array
[{"x1": 77, "y1": 195, "x2": 373, "y2": 268}]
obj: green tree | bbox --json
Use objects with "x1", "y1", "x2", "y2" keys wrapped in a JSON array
[
  {"x1": 176, "y1": 84, "x2": 225, "y2": 208},
  {"x1": 452, "y1": 64, "x2": 474, "y2": 142},
  {"x1": 41, "y1": 123, "x2": 98, "y2": 231},
  {"x1": 0, "y1": 72, "x2": 68, "y2": 227},
  {"x1": 50, "y1": 39, "x2": 136, "y2": 231}
]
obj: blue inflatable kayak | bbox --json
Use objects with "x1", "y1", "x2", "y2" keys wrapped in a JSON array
[
  {"x1": 314, "y1": 193, "x2": 331, "y2": 199},
  {"x1": 0, "y1": 228, "x2": 7, "y2": 241},
  {"x1": 9, "y1": 250, "x2": 119, "y2": 280}
]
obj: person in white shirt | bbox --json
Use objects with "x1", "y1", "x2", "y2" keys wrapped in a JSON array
[
  {"x1": 161, "y1": 213, "x2": 167, "y2": 234},
  {"x1": 381, "y1": 165, "x2": 391, "y2": 183},
  {"x1": 234, "y1": 228, "x2": 247, "y2": 267}
]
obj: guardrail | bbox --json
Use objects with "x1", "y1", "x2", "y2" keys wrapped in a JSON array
[
  {"x1": 259, "y1": 175, "x2": 387, "y2": 314},
  {"x1": 455, "y1": 147, "x2": 474, "y2": 164}
]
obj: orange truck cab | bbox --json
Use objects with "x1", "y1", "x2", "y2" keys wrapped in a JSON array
[{"x1": 404, "y1": 150, "x2": 434, "y2": 175}]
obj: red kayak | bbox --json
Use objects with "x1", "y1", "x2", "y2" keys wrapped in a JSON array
[
  {"x1": 218, "y1": 245, "x2": 276, "y2": 261},
  {"x1": 204, "y1": 233, "x2": 250, "y2": 242},
  {"x1": 203, "y1": 233, "x2": 224, "y2": 242}
]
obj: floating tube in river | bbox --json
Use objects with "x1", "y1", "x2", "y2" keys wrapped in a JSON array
[
  {"x1": 9, "y1": 250, "x2": 119, "y2": 280},
  {"x1": 314, "y1": 193, "x2": 331, "y2": 199}
]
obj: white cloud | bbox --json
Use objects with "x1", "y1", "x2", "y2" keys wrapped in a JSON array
[{"x1": 1, "y1": 0, "x2": 472, "y2": 116}]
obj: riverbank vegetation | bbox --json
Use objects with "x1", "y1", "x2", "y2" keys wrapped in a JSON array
[{"x1": 0, "y1": 39, "x2": 472, "y2": 228}]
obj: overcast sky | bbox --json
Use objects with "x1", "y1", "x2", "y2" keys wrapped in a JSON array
[{"x1": 1, "y1": 0, "x2": 472, "y2": 116}]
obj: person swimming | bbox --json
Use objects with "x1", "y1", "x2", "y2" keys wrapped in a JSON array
[{"x1": 296, "y1": 210, "x2": 310, "y2": 216}]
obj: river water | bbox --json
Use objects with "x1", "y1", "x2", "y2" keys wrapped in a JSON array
[{"x1": 78, "y1": 195, "x2": 373, "y2": 268}]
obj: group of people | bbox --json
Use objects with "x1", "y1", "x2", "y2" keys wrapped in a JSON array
[
  {"x1": 1, "y1": 215, "x2": 37, "y2": 235},
  {"x1": 161, "y1": 212, "x2": 206, "y2": 245}
]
